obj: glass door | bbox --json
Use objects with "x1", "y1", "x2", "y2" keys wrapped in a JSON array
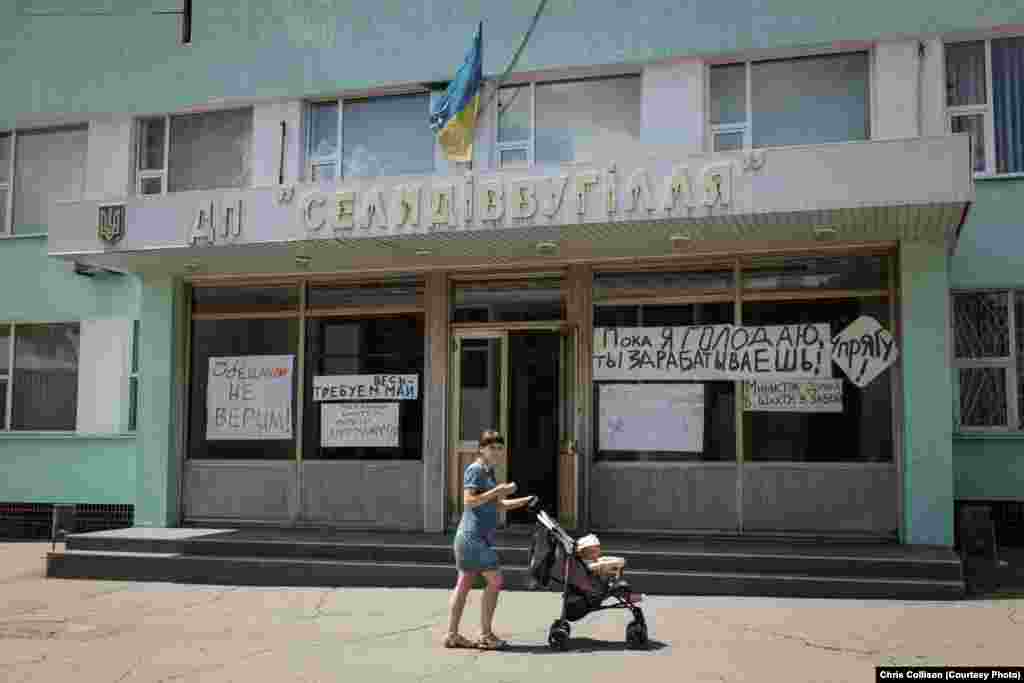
[{"x1": 448, "y1": 333, "x2": 507, "y2": 526}]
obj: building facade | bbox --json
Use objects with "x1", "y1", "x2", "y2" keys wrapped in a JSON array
[{"x1": 1, "y1": 1, "x2": 1021, "y2": 547}]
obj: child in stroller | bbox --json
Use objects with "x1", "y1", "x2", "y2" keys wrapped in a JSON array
[{"x1": 526, "y1": 499, "x2": 649, "y2": 651}]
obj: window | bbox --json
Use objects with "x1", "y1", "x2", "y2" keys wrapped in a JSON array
[
  {"x1": 0, "y1": 323, "x2": 80, "y2": 432},
  {"x1": 0, "y1": 126, "x2": 88, "y2": 235},
  {"x1": 0, "y1": 133, "x2": 10, "y2": 234},
  {"x1": 128, "y1": 320, "x2": 139, "y2": 431},
  {"x1": 952, "y1": 291, "x2": 1023, "y2": 430},
  {"x1": 136, "y1": 108, "x2": 252, "y2": 195},
  {"x1": 452, "y1": 278, "x2": 564, "y2": 323},
  {"x1": 496, "y1": 76, "x2": 642, "y2": 168},
  {"x1": 304, "y1": 94, "x2": 435, "y2": 181},
  {"x1": 304, "y1": 316, "x2": 425, "y2": 461},
  {"x1": 709, "y1": 52, "x2": 871, "y2": 152},
  {"x1": 946, "y1": 38, "x2": 1024, "y2": 175}
]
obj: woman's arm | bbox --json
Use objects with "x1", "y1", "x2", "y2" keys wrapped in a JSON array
[
  {"x1": 464, "y1": 483, "x2": 513, "y2": 509},
  {"x1": 499, "y1": 496, "x2": 534, "y2": 511}
]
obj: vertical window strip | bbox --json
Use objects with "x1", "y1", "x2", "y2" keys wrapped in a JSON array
[
  {"x1": 992, "y1": 37, "x2": 1024, "y2": 174},
  {"x1": 952, "y1": 290, "x2": 1020, "y2": 431},
  {"x1": 128, "y1": 320, "x2": 139, "y2": 431}
]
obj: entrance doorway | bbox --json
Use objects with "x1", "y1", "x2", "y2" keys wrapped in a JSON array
[{"x1": 448, "y1": 327, "x2": 574, "y2": 529}]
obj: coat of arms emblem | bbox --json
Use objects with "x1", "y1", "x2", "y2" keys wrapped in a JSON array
[{"x1": 97, "y1": 204, "x2": 125, "y2": 245}]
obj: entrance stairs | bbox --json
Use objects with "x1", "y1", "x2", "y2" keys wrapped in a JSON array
[{"x1": 46, "y1": 526, "x2": 965, "y2": 600}]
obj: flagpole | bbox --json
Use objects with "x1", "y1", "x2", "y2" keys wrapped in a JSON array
[{"x1": 477, "y1": 0, "x2": 549, "y2": 120}]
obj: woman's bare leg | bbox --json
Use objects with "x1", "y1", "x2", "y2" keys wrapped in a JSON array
[
  {"x1": 480, "y1": 569, "x2": 504, "y2": 636},
  {"x1": 447, "y1": 571, "x2": 476, "y2": 636}
]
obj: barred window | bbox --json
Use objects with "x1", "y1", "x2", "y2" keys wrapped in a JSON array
[{"x1": 952, "y1": 291, "x2": 1022, "y2": 430}]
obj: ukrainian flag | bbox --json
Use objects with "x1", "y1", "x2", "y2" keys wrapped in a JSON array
[{"x1": 430, "y1": 22, "x2": 483, "y2": 163}]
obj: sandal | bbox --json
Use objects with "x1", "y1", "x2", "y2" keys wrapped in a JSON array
[
  {"x1": 443, "y1": 632, "x2": 475, "y2": 649},
  {"x1": 476, "y1": 632, "x2": 508, "y2": 650}
]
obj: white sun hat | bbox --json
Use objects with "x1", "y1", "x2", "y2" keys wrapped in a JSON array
[{"x1": 577, "y1": 534, "x2": 601, "y2": 550}]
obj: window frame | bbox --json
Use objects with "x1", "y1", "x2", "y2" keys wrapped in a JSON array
[
  {"x1": 1, "y1": 322, "x2": 11, "y2": 430},
  {"x1": 303, "y1": 92, "x2": 438, "y2": 182},
  {"x1": 492, "y1": 74, "x2": 643, "y2": 169},
  {"x1": 945, "y1": 35, "x2": 1024, "y2": 179},
  {"x1": 707, "y1": 62, "x2": 753, "y2": 153},
  {"x1": 706, "y1": 51, "x2": 872, "y2": 153},
  {"x1": 135, "y1": 115, "x2": 170, "y2": 197},
  {"x1": 0, "y1": 130, "x2": 14, "y2": 236},
  {"x1": 494, "y1": 83, "x2": 534, "y2": 169},
  {"x1": 950, "y1": 289, "x2": 1022, "y2": 433},
  {"x1": 0, "y1": 320, "x2": 82, "y2": 433},
  {"x1": 304, "y1": 98, "x2": 343, "y2": 183},
  {"x1": 135, "y1": 107, "x2": 253, "y2": 196},
  {"x1": 128, "y1": 319, "x2": 139, "y2": 432},
  {"x1": 945, "y1": 39, "x2": 998, "y2": 177}
]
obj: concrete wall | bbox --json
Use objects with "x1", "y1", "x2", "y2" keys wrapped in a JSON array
[{"x1": 2, "y1": 2, "x2": 1023, "y2": 129}]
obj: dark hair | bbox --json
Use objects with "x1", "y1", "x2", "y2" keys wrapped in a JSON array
[{"x1": 479, "y1": 430, "x2": 505, "y2": 448}]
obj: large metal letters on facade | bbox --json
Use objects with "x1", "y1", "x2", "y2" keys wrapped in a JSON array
[{"x1": 299, "y1": 156, "x2": 762, "y2": 239}]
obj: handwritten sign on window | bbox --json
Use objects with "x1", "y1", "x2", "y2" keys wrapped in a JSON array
[
  {"x1": 831, "y1": 316, "x2": 899, "y2": 388},
  {"x1": 593, "y1": 324, "x2": 831, "y2": 381},
  {"x1": 321, "y1": 402, "x2": 400, "y2": 448},
  {"x1": 742, "y1": 379, "x2": 843, "y2": 413},
  {"x1": 312, "y1": 374, "x2": 419, "y2": 401},
  {"x1": 206, "y1": 355, "x2": 294, "y2": 440}
]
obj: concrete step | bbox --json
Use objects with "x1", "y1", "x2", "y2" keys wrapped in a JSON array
[
  {"x1": 67, "y1": 535, "x2": 964, "y2": 584},
  {"x1": 46, "y1": 550, "x2": 965, "y2": 600}
]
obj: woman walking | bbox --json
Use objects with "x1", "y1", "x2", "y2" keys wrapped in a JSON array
[{"x1": 444, "y1": 430, "x2": 535, "y2": 650}]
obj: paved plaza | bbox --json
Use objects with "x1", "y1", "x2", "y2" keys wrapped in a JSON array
[{"x1": 1, "y1": 543, "x2": 1022, "y2": 682}]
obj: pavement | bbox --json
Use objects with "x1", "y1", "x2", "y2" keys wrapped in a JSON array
[{"x1": 1, "y1": 542, "x2": 1023, "y2": 682}]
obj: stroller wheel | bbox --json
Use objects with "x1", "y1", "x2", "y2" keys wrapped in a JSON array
[
  {"x1": 625, "y1": 620, "x2": 648, "y2": 649},
  {"x1": 548, "y1": 619, "x2": 570, "y2": 651}
]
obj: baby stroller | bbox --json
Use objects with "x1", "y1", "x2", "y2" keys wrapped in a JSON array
[{"x1": 526, "y1": 499, "x2": 649, "y2": 651}]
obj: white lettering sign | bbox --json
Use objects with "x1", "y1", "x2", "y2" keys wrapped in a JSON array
[
  {"x1": 191, "y1": 199, "x2": 244, "y2": 246},
  {"x1": 298, "y1": 156, "x2": 762, "y2": 238},
  {"x1": 831, "y1": 316, "x2": 900, "y2": 388},
  {"x1": 593, "y1": 324, "x2": 831, "y2": 381},
  {"x1": 312, "y1": 374, "x2": 419, "y2": 401},
  {"x1": 742, "y1": 379, "x2": 843, "y2": 413},
  {"x1": 321, "y1": 402, "x2": 400, "y2": 448},
  {"x1": 599, "y1": 383, "x2": 704, "y2": 452},
  {"x1": 206, "y1": 355, "x2": 293, "y2": 440}
]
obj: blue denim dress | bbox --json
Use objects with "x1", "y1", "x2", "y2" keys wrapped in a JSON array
[{"x1": 454, "y1": 461, "x2": 500, "y2": 572}]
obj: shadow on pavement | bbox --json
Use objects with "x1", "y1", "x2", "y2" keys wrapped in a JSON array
[{"x1": 500, "y1": 638, "x2": 669, "y2": 654}]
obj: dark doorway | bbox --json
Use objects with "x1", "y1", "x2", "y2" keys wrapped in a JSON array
[{"x1": 507, "y1": 331, "x2": 560, "y2": 525}]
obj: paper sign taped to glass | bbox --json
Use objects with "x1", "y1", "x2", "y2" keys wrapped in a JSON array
[
  {"x1": 321, "y1": 402, "x2": 400, "y2": 448},
  {"x1": 831, "y1": 316, "x2": 900, "y2": 388},
  {"x1": 742, "y1": 379, "x2": 843, "y2": 412},
  {"x1": 206, "y1": 355, "x2": 294, "y2": 440},
  {"x1": 598, "y1": 383, "x2": 704, "y2": 452}
]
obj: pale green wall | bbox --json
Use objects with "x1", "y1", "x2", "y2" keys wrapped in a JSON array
[
  {"x1": 950, "y1": 178, "x2": 1024, "y2": 504},
  {"x1": 0, "y1": 436, "x2": 136, "y2": 504},
  {"x1": 954, "y1": 436, "x2": 1024, "y2": 500},
  {"x1": 0, "y1": 237, "x2": 139, "y2": 320},
  {"x1": 901, "y1": 241, "x2": 955, "y2": 545},
  {"x1": 135, "y1": 277, "x2": 182, "y2": 527},
  {"x1": 0, "y1": 237, "x2": 139, "y2": 506},
  {"x1": 951, "y1": 178, "x2": 1024, "y2": 289},
  {"x1": 2, "y1": 1, "x2": 1023, "y2": 128}
]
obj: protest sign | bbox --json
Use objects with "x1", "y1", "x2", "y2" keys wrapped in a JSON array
[
  {"x1": 831, "y1": 316, "x2": 899, "y2": 388},
  {"x1": 742, "y1": 379, "x2": 843, "y2": 412},
  {"x1": 206, "y1": 355, "x2": 294, "y2": 440},
  {"x1": 321, "y1": 402, "x2": 400, "y2": 448},
  {"x1": 312, "y1": 374, "x2": 419, "y2": 401},
  {"x1": 593, "y1": 323, "x2": 831, "y2": 381},
  {"x1": 598, "y1": 383, "x2": 705, "y2": 452}
]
